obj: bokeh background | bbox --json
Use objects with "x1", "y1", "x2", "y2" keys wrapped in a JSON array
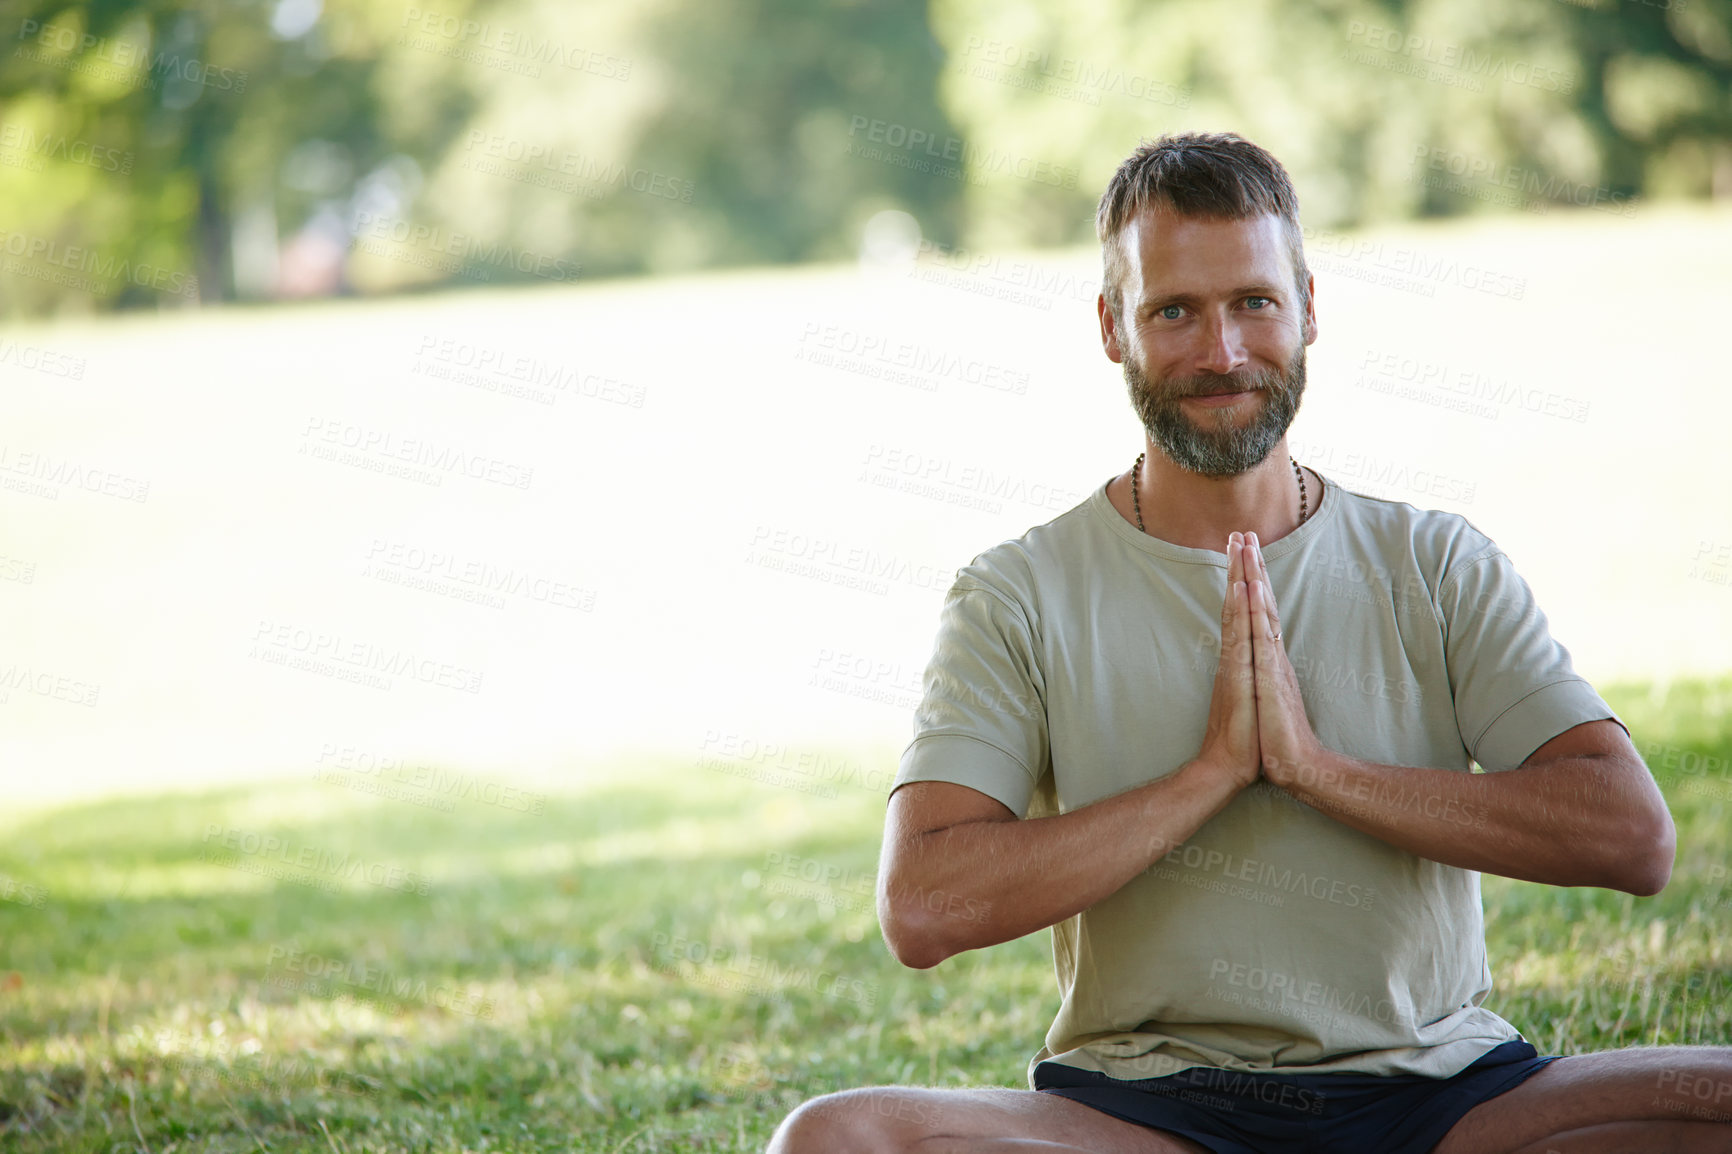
[{"x1": 3, "y1": 1, "x2": 1731, "y2": 1151}]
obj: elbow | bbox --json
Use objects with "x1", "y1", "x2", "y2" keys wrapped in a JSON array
[
  {"x1": 1612, "y1": 807, "x2": 1676, "y2": 897},
  {"x1": 877, "y1": 895, "x2": 953, "y2": 970}
]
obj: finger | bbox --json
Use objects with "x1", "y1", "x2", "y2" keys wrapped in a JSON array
[
  {"x1": 1247, "y1": 533, "x2": 1282, "y2": 634},
  {"x1": 1220, "y1": 533, "x2": 1243, "y2": 634},
  {"x1": 1249, "y1": 578, "x2": 1279, "y2": 692},
  {"x1": 1230, "y1": 579, "x2": 1253, "y2": 676}
]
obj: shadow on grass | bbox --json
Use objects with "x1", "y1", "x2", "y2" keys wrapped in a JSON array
[{"x1": 4, "y1": 684, "x2": 1731, "y2": 1151}]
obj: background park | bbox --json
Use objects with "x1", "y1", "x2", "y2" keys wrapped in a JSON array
[{"x1": 2, "y1": 0, "x2": 1731, "y2": 1150}]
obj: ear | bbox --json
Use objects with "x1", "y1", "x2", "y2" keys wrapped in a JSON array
[
  {"x1": 1098, "y1": 293, "x2": 1125, "y2": 364},
  {"x1": 1301, "y1": 273, "x2": 1318, "y2": 346}
]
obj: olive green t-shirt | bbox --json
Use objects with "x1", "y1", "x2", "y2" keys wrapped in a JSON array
[{"x1": 892, "y1": 471, "x2": 1622, "y2": 1086}]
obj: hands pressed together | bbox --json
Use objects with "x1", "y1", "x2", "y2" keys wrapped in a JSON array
[{"x1": 1198, "y1": 531, "x2": 1329, "y2": 791}]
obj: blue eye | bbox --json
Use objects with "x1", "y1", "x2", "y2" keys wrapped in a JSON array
[
  {"x1": 1246, "y1": 297, "x2": 1272, "y2": 309},
  {"x1": 1159, "y1": 305, "x2": 1183, "y2": 320}
]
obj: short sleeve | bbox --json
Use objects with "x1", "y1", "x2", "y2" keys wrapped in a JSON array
[
  {"x1": 1439, "y1": 547, "x2": 1623, "y2": 771},
  {"x1": 893, "y1": 577, "x2": 1049, "y2": 817}
]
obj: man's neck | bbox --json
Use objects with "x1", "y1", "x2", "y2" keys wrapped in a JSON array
[{"x1": 1106, "y1": 441, "x2": 1316, "y2": 553}]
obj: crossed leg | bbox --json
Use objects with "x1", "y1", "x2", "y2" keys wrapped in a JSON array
[
  {"x1": 765, "y1": 1085, "x2": 1210, "y2": 1154},
  {"x1": 768, "y1": 1047, "x2": 1732, "y2": 1154},
  {"x1": 1434, "y1": 1045, "x2": 1732, "y2": 1154}
]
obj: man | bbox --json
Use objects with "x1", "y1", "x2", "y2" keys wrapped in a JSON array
[{"x1": 768, "y1": 132, "x2": 1726, "y2": 1153}]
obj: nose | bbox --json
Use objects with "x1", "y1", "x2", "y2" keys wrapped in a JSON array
[{"x1": 1196, "y1": 311, "x2": 1248, "y2": 376}]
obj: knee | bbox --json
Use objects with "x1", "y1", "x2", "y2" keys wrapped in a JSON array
[{"x1": 766, "y1": 1088, "x2": 925, "y2": 1154}]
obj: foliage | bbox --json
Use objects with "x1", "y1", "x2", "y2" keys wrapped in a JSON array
[{"x1": 0, "y1": 0, "x2": 1728, "y2": 312}]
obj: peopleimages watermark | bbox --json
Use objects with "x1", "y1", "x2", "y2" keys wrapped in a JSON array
[
  {"x1": 1207, "y1": 957, "x2": 1416, "y2": 1034},
  {"x1": 0, "y1": 443, "x2": 149, "y2": 503},
  {"x1": 350, "y1": 210, "x2": 580, "y2": 284},
  {"x1": 1286, "y1": 438, "x2": 1478, "y2": 505},
  {"x1": 201, "y1": 825, "x2": 434, "y2": 895},
  {"x1": 459, "y1": 129, "x2": 692, "y2": 204},
  {"x1": 908, "y1": 239, "x2": 1098, "y2": 315},
  {"x1": 14, "y1": 19, "x2": 250, "y2": 95},
  {"x1": 750, "y1": 851, "x2": 879, "y2": 917},
  {"x1": 0, "y1": 229, "x2": 198, "y2": 299},
  {"x1": 314, "y1": 742, "x2": 547, "y2": 815},
  {"x1": 950, "y1": 37, "x2": 1191, "y2": 109},
  {"x1": 1187, "y1": 627, "x2": 1424, "y2": 709},
  {"x1": 795, "y1": 321, "x2": 1031, "y2": 396},
  {"x1": 1301, "y1": 225, "x2": 1525, "y2": 302},
  {"x1": 299, "y1": 416, "x2": 534, "y2": 491},
  {"x1": 265, "y1": 944, "x2": 496, "y2": 1018},
  {"x1": 649, "y1": 931, "x2": 878, "y2": 1009},
  {"x1": 397, "y1": 7, "x2": 632, "y2": 81},
  {"x1": 1687, "y1": 539, "x2": 1732, "y2": 590},
  {"x1": 1262, "y1": 755, "x2": 1491, "y2": 830},
  {"x1": 362, "y1": 537, "x2": 597, "y2": 613},
  {"x1": 748, "y1": 849, "x2": 994, "y2": 924},
  {"x1": 859, "y1": 442, "x2": 1079, "y2": 516},
  {"x1": 410, "y1": 334, "x2": 645, "y2": 409},
  {"x1": 0, "y1": 334, "x2": 86, "y2": 380},
  {"x1": 0, "y1": 873, "x2": 48, "y2": 909},
  {"x1": 249, "y1": 619, "x2": 485, "y2": 695},
  {"x1": 746, "y1": 524, "x2": 953, "y2": 597},
  {"x1": 1340, "y1": 22, "x2": 1576, "y2": 94},
  {"x1": 712, "y1": 1056, "x2": 950, "y2": 1127},
  {"x1": 153, "y1": 1029, "x2": 373, "y2": 1097},
  {"x1": 1652, "y1": 1067, "x2": 1732, "y2": 1124},
  {"x1": 1638, "y1": 738, "x2": 1731, "y2": 798},
  {"x1": 0, "y1": 121, "x2": 131, "y2": 177},
  {"x1": 1408, "y1": 145, "x2": 1635, "y2": 218},
  {"x1": 0, "y1": 662, "x2": 101, "y2": 708},
  {"x1": 1353, "y1": 345, "x2": 1590, "y2": 424},
  {"x1": 1147, "y1": 841, "x2": 1378, "y2": 912},
  {"x1": 845, "y1": 115, "x2": 1078, "y2": 189},
  {"x1": 697, "y1": 729, "x2": 894, "y2": 798},
  {"x1": 808, "y1": 646, "x2": 927, "y2": 711}
]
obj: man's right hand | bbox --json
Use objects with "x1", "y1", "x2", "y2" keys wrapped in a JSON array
[{"x1": 1195, "y1": 531, "x2": 1261, "y2": 790}]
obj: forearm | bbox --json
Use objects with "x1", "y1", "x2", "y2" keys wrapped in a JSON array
[
  {"x1": 1270, "y1": 748, "x2": 1672, "y2": 892},
  {"x1": 880, "y1": 761, "x2": 1243, "y2": 967}
]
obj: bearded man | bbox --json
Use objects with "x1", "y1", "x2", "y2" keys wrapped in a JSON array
[{"x1": 768, "y1": 131, "x2": 1725, "y2": 1154}]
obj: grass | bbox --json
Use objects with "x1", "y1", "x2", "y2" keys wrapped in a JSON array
[{"x1": 1, "y1": 677, "x2": 1730, "y2": 1153}]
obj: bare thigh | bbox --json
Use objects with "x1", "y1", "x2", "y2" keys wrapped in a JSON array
[
  {"x1": 766, "y1": 1085, "x2": 1214, "y2": 1154},
  {"x1": 1433, "y1": 1046, "x2": 1732, "y2": 1154}
]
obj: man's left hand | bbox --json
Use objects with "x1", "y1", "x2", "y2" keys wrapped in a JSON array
[{"x1": 1241, "y1": 532, "x2": 1330, "y2": 786}]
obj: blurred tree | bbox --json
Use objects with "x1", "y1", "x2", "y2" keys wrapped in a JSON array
[
  {"x1": 0, "y1": 0, "x2": 1726, "y2": 317},
  {"x1": 0, "y1": 0, "x2": 477, "y2": 313},
  {"x1": 622, "y1": 0, "x2": 965, "y2": 271},
  {"x1": 929, "y1": 0, "x2": 1731, "y2": 244}
]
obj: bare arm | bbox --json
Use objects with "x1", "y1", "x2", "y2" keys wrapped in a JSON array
[
  {"x1": 1264, "y1": 719, "x2": 1675, "y2": 895},
  {"x1": 878, "y1": 531, "x2": 1267, "y2": 970},
  {"x1": 1239, "y1": 533, "x2": 1674, "y2": 896},
  {"x1": 877, "y1": 765, "x2": 1241, "y2": 969}
]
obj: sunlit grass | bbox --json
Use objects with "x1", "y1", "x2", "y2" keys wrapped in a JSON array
[{"x1": 0, "y1": 676, "x2": 1726, "y2": 1152}]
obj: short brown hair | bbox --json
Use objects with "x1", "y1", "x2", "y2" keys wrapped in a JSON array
[{"x1": 1096, "y1": 131, "x2": 1309, "y2": 327}]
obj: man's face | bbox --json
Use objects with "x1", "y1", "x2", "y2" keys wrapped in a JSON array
[{"x1": 1101, "y1": 208, "x2": 1317, "y2": 477}]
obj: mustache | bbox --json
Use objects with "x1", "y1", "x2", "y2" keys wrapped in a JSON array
[{"x1": 1172, "y1": 369, "x2": 1285, "y2": 398}]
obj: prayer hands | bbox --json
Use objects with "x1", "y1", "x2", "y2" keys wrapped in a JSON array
[
  {"x1": 1200, "y1": 532, "x2": 1326, "y2": 790},
  {"x1": 1196, "y1": 531, "x2": 1262, "y2": 790}
]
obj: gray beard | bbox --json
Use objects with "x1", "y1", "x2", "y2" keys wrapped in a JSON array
[{"x1": 1124, "y1": 345, "x2": 1307, "y2": 477}]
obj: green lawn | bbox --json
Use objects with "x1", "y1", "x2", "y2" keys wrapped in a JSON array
[{"x1": 2, "y1": 677, "x2": 1729, "y2": 1153}]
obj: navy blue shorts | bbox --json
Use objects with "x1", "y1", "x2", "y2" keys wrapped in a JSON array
[{"x1": 1033, "y1": 1040, "x2": 1558, "y2": 1154}]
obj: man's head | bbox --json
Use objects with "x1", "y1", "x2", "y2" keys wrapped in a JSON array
[{"x1": 1096, "y1": 132, "x2": 1316, "y2": 477}]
